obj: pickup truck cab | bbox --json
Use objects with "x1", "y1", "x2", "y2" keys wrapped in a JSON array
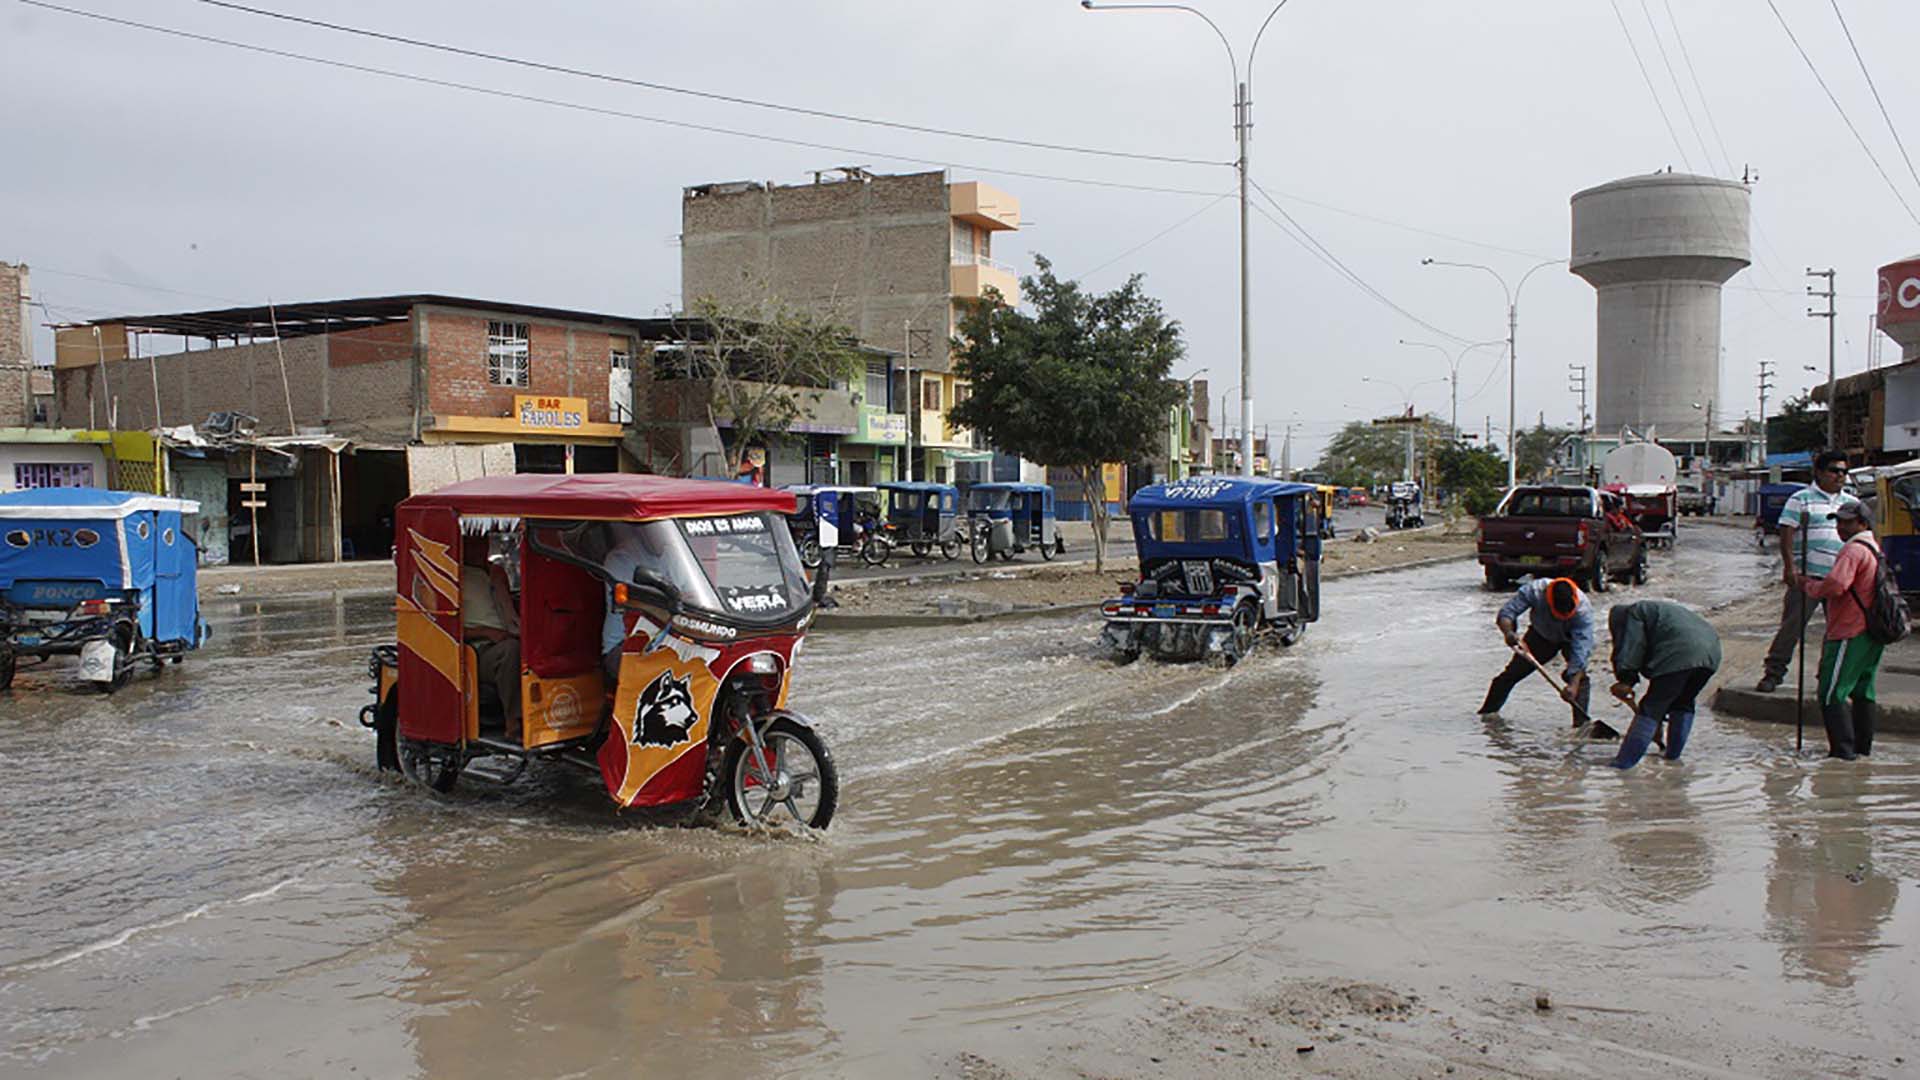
[{"x1": 1476, "y1": 485, "x2": 1646, "y2": 593}]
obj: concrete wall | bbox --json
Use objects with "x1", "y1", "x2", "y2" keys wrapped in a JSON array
[
  {"x1": 1571, "y1": 173, "x2": 1751, "y2": 437},
  {"x1": 682, "y1": 171, "x2": 955, "y2": 371},
  {"x1": 0, "y1": 263, "x2": 30, "y2": 427},
  {"x1": 417, "y1": 306, "x2": 634, "y2": 429}
]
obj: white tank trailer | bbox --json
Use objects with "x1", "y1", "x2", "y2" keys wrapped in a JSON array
[{"x1": 1570, "y1": 173, "x2": 1751, "y2": 438}]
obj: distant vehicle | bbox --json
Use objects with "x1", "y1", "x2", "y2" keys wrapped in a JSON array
[
  {"x1": 1752, "y1": 482, "x2": 1800, "y2": 549},
  {"x1": 963, "y1": 482, "x2": 1061, "y2": 563},
  {"x1": 1676, "y1": 483, "x2": 1714, "y2": 516},
  {"x1": 1476, "y1": 484, "x2": 1646, "y2": 593},
  {"x1": 0, "y1": 489, "x2": 210, "y2": 692},
  {"x1": 1347, "y1": 490, "x2": 1370, "y2": 508},
  {"x1": 1385, "y1": 481, "x2": 1424, "y2": 529},
  {"x1": 1601, "y1": 442, "x2": 1679, "y2": 548},
  {"x1": 1099, "y1": 477, "x2": 1322, "y2": 666},
  {"x1": 784, "y1": 485, "x2": 887, "y2": 569},
  {"x1": 877, "y1": 481, "x2": 963, "y2": 560}
]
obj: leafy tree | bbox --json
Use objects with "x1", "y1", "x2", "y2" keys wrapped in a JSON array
[
  {"x1": 950, "y1": 255, "x2": 1186, "y2": 571},
  {"x1": 668, "y1": 294, "x2": 867, "y2": 476},
  {"x1": 1315, "y1": 416, "x2": 1447, "y2": 489},
  {"x1": 1768, "y1": 391, "x2": 1829, "y2": 456},
  {"x1": 1434, "y1": 441, "x2": 1506, "y2": 515},
  {"x1": 1513, "y1": 423, "x2": 1573, "y2": 481}
]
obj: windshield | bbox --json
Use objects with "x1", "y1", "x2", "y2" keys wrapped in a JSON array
[
  {"x1": 597, "y1": 513, "x2": 809, "y2": 620},
  {"x1": 969, "y1": 489, "x2": 1010, "y2": 511}
]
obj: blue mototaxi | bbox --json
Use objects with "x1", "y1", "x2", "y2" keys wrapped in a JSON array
[
  {"x1": 0, "y1": 489, "x2": 210, "y2": 692},
  {"x1": 1753, "y1": 481, "x2": 1800, "y2": 550},
  {"x1": 783, "y1": 484, "x2": 887, "y2": 568},
  {"x1": 1099, "y1": 477, "x2": 1322, "y2": 667},
  {"x1": 964, "y1": 481, "x2": 1062, "y2": 563},
  {"x1": 877, "y1": 481, "x2": 963, "y2": 560}
]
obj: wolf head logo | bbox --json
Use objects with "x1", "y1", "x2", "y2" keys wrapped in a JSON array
[{"x1": 635, "y1": 670, "x2": 698, "y2": 748}]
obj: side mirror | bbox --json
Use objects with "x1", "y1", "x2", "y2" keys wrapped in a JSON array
[{"x1": 620, "y1": 571, "x2": 683, "y2": 615}]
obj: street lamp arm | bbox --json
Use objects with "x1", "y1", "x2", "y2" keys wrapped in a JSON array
[
  {"x1": 1082, "y1": 2, "x2": 1238, "y2": 85},
  {"x1": 1247, "y1": 0, "x2": 1296, "y2": 86},
  {"x1": 1422, "y1": 257, "x2": 1511, "y2": 306},
  {"x1": 1514, "y1": 257, "x2": 1567, "y2": 301}
]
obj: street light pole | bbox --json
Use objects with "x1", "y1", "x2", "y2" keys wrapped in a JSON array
[
  {"x1": 1421, "y1": 257, "x2": 1564, "y2": 488},
  {"x1": 1084, "y1": 1, "x2": 1294, "y2": 479},
  {"x1": 1400, "y1": 338, "x2": 1503, "y2": 442}
]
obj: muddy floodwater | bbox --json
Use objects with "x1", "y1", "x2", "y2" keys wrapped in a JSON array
[{"x1": 3, "y1": 525, "x2": 1916, "y2": 1078}]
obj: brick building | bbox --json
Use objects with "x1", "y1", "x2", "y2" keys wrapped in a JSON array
[
  {"x1": 52, "y1": 295, "x2": 684, "y2": 562},
  {"x1": 681, "y1": 168, "x2": 1022, "y2": 485},
  {"x1": 0, "y1": 262, "x2": 35, "y2": 427}
]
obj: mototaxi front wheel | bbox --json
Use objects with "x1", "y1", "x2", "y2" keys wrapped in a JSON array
[
  {"x1": 970, "y1": 527, "x2": 990, "y2": 564},
  {"x1": 724, "y1": 716, "x2": 838, "y2": 829},
  {"x1": 860, "y1": 535, "x2": 890, "y2": 567}
]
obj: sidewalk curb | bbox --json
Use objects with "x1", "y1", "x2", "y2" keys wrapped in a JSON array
[{"x1": 1711, "y1": 685, "x2": 1920, "y2": 734}]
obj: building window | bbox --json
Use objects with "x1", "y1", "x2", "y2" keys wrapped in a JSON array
[
  {"x1": 954, "y1": 383, "x2": 972, "y2": 406},
  {"x1": 951, "y1": 220, "x2": 976, "y2": 264},
  {"x1": 864, "y1": 359, "x2": 890, "y2": 409},
  {"x1": 15, "y1": 463, "x2": 94, "y2": 489},
  {"x1": 609, "y1": 345, "x2": 633, "y2": 423},
  {"x1": 487, "y1": 321, "x2": 530, "y2": 387},
  {"x1": 921, "y1": 379, "x2": 942, "y2": 412}
]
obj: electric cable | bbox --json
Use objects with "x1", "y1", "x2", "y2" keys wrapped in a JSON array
[
  {"x1": 1825, "y1": 0, "x2": 1920, "y2": 199},
  {"x1": 1070, "y1": 193, "x2": 1234, "y2": 281},
  {"x1": 18, "y1": 1, "x2": 1226, "y2": 198},
  {"x1": 190, "y1": 0, "x2": 1227, "y2": 168},
  {"x1": 1637, "y1": 0, "x2": 1715, "y2": 174},
  {"x1": 1606, "y1": 0, "x2": 1693, "y2": 170},
  {"x1": 1659, "y1": 0, "x2": 1735, "y2": 177},
  {"x1": 1763, "y1": 0, "x2": 1920, "y2": 226}
]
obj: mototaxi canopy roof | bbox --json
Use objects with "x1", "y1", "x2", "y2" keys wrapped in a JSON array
[
  {"x1": 967, "y1": 482, "x2": 1049, "y2": 494},
  {"x1": 875, "y1": 481, "x2": 957, "y2": 493},
  {"x1": 0, "y1": 488, "x2": 201, "y2": 519},
  {"x1": 1127, "y1": 476, "x2": 1317, "y2": 514},
  {"x1": 399, "y1": 474, "x2": 795, "y2": 521}
]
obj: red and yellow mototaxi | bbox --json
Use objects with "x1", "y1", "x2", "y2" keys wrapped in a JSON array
[{"x1": 363, "y1": 474, "x2": 837, "y2": 828}]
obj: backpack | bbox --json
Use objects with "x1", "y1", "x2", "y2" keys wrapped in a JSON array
[{"x1": 1844, "y1": 539, "x2": 1912, "y2": 645}]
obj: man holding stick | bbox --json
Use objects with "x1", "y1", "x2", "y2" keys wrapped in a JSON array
[
  {"x1": 1756, "y1": 450, "x2": 1856, "y2": 692},
  {"x1": 1477, "y1": 577, "x2": 1607, "y2": 735}
]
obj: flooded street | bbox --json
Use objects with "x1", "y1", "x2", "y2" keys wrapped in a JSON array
[{"x1": 3, "y1": 524, "x2": 1917, "y2": 1078}]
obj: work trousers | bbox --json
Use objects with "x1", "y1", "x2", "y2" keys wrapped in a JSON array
[
  {"x1": 1478, "y1": 627, "x2": 1590, "y2": 726},
  {"x1": 1763, "y1": 585, "x2": 1824, "y2": 681},
  {"x1": 470, "y1": 636, "x2": 522, "y2": 726},
  {"x1": 1610, "y1": 666, "x2": 1714, "y2": 770}
]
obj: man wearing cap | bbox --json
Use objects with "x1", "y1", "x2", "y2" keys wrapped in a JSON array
[
  {"x1": 1605, "y1": 599, "x2": 1722, "y2": 769},
  {"x1": 1758, "y1": 450, "x2": 1859, "y2": 692},
  {"x1": 1798, "y1": 501, "x2": 1885, "y2": 759},
  {"x1": 1477, "y1": 576, "x2": 1607, "y2": 734}
]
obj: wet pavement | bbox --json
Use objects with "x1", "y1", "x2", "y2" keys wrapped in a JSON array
[{"x1": 2, "y1": 525, "x2": 1916, "y2": 1078}]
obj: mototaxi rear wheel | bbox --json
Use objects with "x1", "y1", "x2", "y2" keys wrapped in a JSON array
[
  {"x1": 100, "y1": 622, "x2": 136, "y2": 694},
  {"x1": 799, "y1": 537, "x2": 823, "y2": 571},
  {"x1": 939, "y1": 535, "x2": 961, "y2": 561},
  {"x1": 724, "y1": 716, "x2": 838, "y2": 829},
  {"x1": 399, "y1": 738, "x2": 462, "y2": 793},
  {"x1": 910, "y1": 541, "x2": 931, "y2": 559}
]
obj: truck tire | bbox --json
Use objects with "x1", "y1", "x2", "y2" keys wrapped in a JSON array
[
  {"x1": 1484, "y1": 567, "x2": 1509, "y2": 592},
  {"x1": 1588, "y1": 549, "x2": 1610, "y2": 593}
]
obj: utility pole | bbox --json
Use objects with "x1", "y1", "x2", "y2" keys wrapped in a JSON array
[
  {"x1": 1757, "y1": 359, "x2": 1775, "y2": 466},
  {"x1": 1808, "y1": 268, "x2": 1837, "y2": 448},
  {"x1": 1568, "y1": 364, "x2": 1588, "y2": 477}
]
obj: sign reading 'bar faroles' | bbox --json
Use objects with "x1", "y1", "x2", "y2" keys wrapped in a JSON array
[{"x1": 514, "y1": 395, "x2": 587, "y2": 432}]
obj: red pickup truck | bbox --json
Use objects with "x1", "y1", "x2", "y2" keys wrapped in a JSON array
[{"x1": 1476, "y1": 485, "x2": 1647, "y2": 592}]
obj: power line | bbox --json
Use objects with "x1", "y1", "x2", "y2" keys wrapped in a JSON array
[
  {"x1": 1605, "y1": 0, "x2": 1693, "y2": 170},
  {"x1": 1071, "y1": 193, "x2": 1235, "y2": 281},
  {"x1": 20, "y1": 1, "x2": 1227, "y2": 199},
  {"x1": 1763, "y1": 0, "x2": 1920, "y2": 226},
  {"x1": 1825, "y1": 0, "x2": 1920, "y2": 199},
  {"x1": 1659, "y1": 0, "x2": 1735, "y2": 177},
  {"x1": 1247, "y1": 178, "x2": 1474, "y2": 345},
  {"x1": 1637, "y1": 0, "x2": 1715, "y2": 173},
  {"x1": 1258, "y1": 186, "x2": 1557, "y2": 261},
  {"x1": 191, "y1": 0, "x2": 1227, "y2": 169}
]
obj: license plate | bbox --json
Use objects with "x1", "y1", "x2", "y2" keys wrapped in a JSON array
[
  {"x1": 1519, "y1": 556, "x2": 1547, "y2": 566},
  {"x1": 1154, "y1": 604, "x2": 1176, "y2": 618}
]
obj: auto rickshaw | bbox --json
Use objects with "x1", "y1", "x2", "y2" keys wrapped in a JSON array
[
  {"x1": 1753, "y1": 482, "x2": 1800, "y2": 549},
  {"x1": 1385, "y1": 480, "x2": 1424, "y2": 529},
  {"x1": 362, "y1": 474, "x2": 838, "y2": 828},
  {"x1": 964, "y1": 482, "x2": 1063, "y2": 563},
  {"x1": 1099, "y1": 477, "x2": 1322, "y2": 667},
  {"x1": 1875, "y1": 461, "x2": 1920, "y2": 595},
  {"x1": 0, "y1": 489, "x2": 209, "y2": 692},
  {"x1": 877, "y1": 481, "x2": 963, "y2": 560},
  {"x1": 783, "y1": 484, "x2": 887, "y2": 569},
  {"x1": 1313, "y1": 484, "x2": 1339, "y2": 539}
]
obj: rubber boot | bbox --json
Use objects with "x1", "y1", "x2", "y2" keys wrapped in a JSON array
[
  {"x1": 1609, "y1": 713, "x2": 1660, "y2": 770},
  {"x1": 1852, "y1": 699, "x2": 1876, "y2": 757},
  {"x1": 1663, "y1": 710, "x2": 1694, "y2": 760},
  {"x1": 1822, "y1": 697, "x2": 1858, "y2": 760}
]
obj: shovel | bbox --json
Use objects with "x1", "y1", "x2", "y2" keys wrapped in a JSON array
[
  {"x1": 1609, "y1": 683, "x2": 1667, "y2": 752},
  {"x1": 1507, "y1": 643, "x2": 1645, "y2": 745}
]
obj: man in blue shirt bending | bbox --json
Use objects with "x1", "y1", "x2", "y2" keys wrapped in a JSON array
[{"x1": 1477, "y1": 576, "x2": 1611, "y2": 736}]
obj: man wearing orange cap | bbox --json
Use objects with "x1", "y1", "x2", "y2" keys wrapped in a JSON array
[{"x1": 1477, "y1": 576, "x2": 1609, "y2": 735}]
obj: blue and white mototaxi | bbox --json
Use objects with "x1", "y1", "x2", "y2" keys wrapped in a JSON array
[
  {"x1": 0, "y1": 489, "x2": 210, "y2": 692},
  {"x1": 1100, "y1": 477, "x2": 1322, "y2": 667}
]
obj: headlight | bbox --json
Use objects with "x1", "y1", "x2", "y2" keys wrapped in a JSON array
[{"x1": 747, "y1": 653, "x2": 780, "y2": 675}]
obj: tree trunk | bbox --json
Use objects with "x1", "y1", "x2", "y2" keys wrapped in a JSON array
[{"x1": 1078, "y1": 464, "x2": 1108, "y2": 573}]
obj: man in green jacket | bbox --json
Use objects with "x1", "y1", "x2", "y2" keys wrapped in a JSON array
[{"x1": 1607, "y1": 599, "x2": 1723, "y2": 769}]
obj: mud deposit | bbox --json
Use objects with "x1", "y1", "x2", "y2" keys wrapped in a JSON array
[{"x1": 2, "y1": 525, "x2": 1915, "y2": 1078}]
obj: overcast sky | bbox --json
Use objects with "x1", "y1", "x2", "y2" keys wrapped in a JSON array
[{"x1": 4, "y1": 0, "x2": 1916, "y2": 463}]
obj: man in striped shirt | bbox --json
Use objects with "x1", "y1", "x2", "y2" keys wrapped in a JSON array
[{"x1": 1757, "y1": 450, "x2": 1858, "y2": 693}]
